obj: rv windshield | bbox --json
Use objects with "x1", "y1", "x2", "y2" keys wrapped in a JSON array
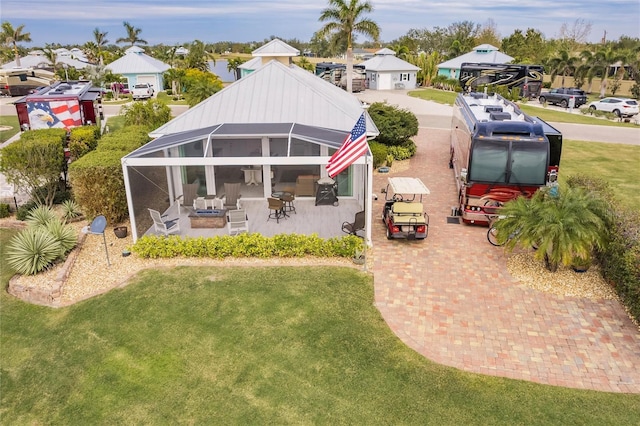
[{"x1": 469, "y1": 139, "x2": 547, "y2": 185}]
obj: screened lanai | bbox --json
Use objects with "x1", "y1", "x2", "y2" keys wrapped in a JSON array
[
  {"x1": 121, "y1": 42, "x2": 380, "y2": 243},
  {"x1": 122, "y1": 122, "x2": 374, "y2": 242}
]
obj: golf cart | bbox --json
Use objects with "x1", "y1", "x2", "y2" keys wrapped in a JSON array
[{"x1": 382, "y1": 177, "x2": 430, "y2": 240}]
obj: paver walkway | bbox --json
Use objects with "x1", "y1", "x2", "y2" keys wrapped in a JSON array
[{"x1": 370, "y1": 128, "x2": 640, "y2": 393}]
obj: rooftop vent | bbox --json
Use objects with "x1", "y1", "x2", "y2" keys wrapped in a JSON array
[
  {"x1": 484, "y1": 105, "x2": 503, "y2": 113},
  {"x1": 490, "y1": 112, "x2": 511, "y2": 121}
]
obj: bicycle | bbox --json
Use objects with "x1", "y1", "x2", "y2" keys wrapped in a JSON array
[{"x1": 486, "y1": 216, "x2": 520, "y2": 247}]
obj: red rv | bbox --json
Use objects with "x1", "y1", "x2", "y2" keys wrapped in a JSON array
[
  {"x1": 13, "y1": 80, "x2": 103, "y2": 131},
  {"x1": 449, "y1": 92, "x2": 562, "y2": 225}
]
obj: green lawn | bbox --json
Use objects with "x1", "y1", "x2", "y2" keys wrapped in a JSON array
[
  {"x1": 1, "y1": 230, "x2": 639, "y2": 424},
  {"x1": 0, "y1": 115, "x2": 20, "y2": 144},
  {"x1": 560, "y1": 140, "x2": 640, "y2": 209}
]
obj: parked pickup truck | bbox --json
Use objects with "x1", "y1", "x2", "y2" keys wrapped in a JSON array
[
  {"x1": 132, "y1": 83, "x2": 154, "y2": 100},
  {"x1": 538, "y1": 87, "x2": 587, "y2": 108}
]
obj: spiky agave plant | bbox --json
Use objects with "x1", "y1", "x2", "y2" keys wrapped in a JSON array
[
  {"x1": 6, "y1": 228, "x2": 60, "y2": 275},
  {"x1": 25, "y1": 205, "x2": 57, "y2": 228},
  {"x1": 61, "y1": 199, "x2": 82, "y2": 221},
  {"x1": 44, "y1": 218, "x2": 77, "y2": 258}
]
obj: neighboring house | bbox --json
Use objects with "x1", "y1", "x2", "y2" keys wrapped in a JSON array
[
  {"x1": 353, "y1": 48, "x2": 375, "y2": 61},
  {"x1": 1, "y1": 49, "x2": 93, "y2": 71},
  {"x1": 105, "y1": 46, "x2": 170, "y2": 93},
  {"x1": 360, "y1": 48, "x2": 420, "y2": 90},
  {"x1": 238, "y1": 39, "x2": 299, "y2": 78},
  {"x1": 122, "y1": 40, "x2": 379, "y2": 243},
  {"x1": 437, "y1": 44, "x2": 514, "y2": 80}
]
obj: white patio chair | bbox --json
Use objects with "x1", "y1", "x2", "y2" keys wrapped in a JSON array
[
  {"x1": 222, "y1": 182, "x2": 242, "y2": 210},
  {"x1": 176, "y1": 183, "x2": 199, "y2": 212},
  {"x1": 227, "y1": 209, "x2": 248, "y2": 235},
  {"x1": 148, "y1": 208, "x2": 180, "y2": 236}
]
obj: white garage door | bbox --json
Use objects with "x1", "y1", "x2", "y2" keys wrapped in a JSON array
[{"x1": 137, "y1": 75, "x2": 156, "y2": 88}]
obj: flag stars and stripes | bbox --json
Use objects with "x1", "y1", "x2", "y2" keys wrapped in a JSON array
[{"x1": 326, "y1": 113, "x2": 368, "y2": 178}]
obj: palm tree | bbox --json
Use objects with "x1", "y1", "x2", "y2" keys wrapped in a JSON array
[
  {"x1": 164, "y1": 67, "x2": 186, "y2": 98},
  {"x1": 412, "y1": 51, "x2": 441, "y2": 87},
  {"x1": 42, "y1": 44, "x2": 60, "y2": 73},
  {"x1": 494, "y1": 186, "x2": 610, "y2": 272},
  {"x1": 592, "y1": 46, "x2": 627, "y2": 98},
  {"x1": 547, "y1": 49, "x2": 580, "y2": 87},
  {"x1": 226, "y1": 57, "x2": 246, "y2": 81},
  {"x1": 1, "y1": 22, "x2": 32, "y2": 67},
  {"x1": 116, "y1": 21, "x2": 147, "y2": 47},
  {"x1": 294, "y1": 57, "x2": 315, "y2": 72},
  {"x1": 93, "y1": 28, "x2": 109, "y2": 65},
  {"x1": 389, "y1": 43, "x2": 410, "y2": 61},
  {"x1": 318, "y1": 0, "x2": 380, "y2": 93}
]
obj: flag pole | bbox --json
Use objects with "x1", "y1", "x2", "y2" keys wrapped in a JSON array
[{"x1": 363, "y1": 153, "x2": 369, "y2": 272}]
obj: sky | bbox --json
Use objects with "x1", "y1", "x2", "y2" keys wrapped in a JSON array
[{"x1": 1, "y1": 0, "x2": 639, "y2": 48}]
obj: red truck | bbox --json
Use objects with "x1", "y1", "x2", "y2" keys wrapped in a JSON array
[{"x1": 13, "y1": 80, "x2": 103, "y2": 131}]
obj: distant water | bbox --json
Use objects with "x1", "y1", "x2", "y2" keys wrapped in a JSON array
[{"x1": 208, "y1": 60, "x2": 236, "y2": 83}]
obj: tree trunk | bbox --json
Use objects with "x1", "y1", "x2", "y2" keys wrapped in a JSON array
[
  {"x1": 600, "y1": 75, "x2": 608, "y2": 98},
  {"x1": 346, "y1": 46, "x2": 353, "y2": 94},
  {"x1": 544, "y1": 253, "x2": 559, "y2": 272}
]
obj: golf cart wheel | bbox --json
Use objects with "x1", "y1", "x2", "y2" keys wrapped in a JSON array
[
  {"x1": 386, "y1": 227, "x2": 393, "y2": 240},
  {"x1": 333, "y1": 201, "x2": 339, "y2": 206}
]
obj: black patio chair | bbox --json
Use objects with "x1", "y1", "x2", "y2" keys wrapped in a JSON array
[{"x1": 341, "y1": 210, "x2": 365, "y2": 236}]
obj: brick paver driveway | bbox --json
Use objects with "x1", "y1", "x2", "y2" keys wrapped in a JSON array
[{"x1": 370, "y1": 128, "x2": 640, "y2": 393}]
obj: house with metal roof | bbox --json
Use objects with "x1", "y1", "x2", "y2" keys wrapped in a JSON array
[
  {"x1": 437, "y1": 44, "x2": 514, "y2": 80},
  {"x1": 238, "y1": 38, "x2": 300, "y2": 78},
  {"x1": 359, "y1": 48, "x2": 420, "y2": 90},
  {"x1": 122, "y1": 41, "x2": 379, "y2": 243},
  {"x1": 1, "y1": 49, "x2": 93, "y2": 71},
  {"x1": 105, "y1": 46, "x2": 170, "y2": 93}
]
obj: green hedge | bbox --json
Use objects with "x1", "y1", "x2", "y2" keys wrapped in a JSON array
[
  {"x1": 97, "y1": 125, "x2": 151, "y2": 152},
  {"x1": 369, "y1": 141, "x2": 388, "y2": 168},
  {"x1": 68, "y1": 150, "x2": 129, "y2": 224},
  {"x1": 132, "y1": 233, "x2": 364, "y2": 259},
  {"x1": 18, "y1": 128, "x2": 67, "y2": 144},
  {"x1": 68, "y1": 126, "x2": 150, "y2": 224},
  {"x1": 567, "y1": 174, "x2": 640, "y2": 323},
  {"x1": 68, "y1": 125, "x2": 100, "y2": 158}
]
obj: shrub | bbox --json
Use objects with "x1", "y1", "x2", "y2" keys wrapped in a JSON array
[
  {"x1": 7, "y1": 205, "x2": 78, "y2": 274},
  {"x1": 68, "y1": 126, "x2": 100, "y2": 159},
  {"x1": 386, "y1": 154, "x2": 394, "y2": 168},
  {"x1": 369, "y1": 141, "x2": 387, "y2": 168},
  {"x1": 367, "y1": 102, "x2": 419, "y2": 146},
  {"x1": 0, "y1": 203, "x2": 10, "y2": 218},
  {"x1": 387, "y1": 141, "x2": 416, "y2": 161},
  {"x1": 120, "y1": 99, "x2": 171, "y2": 130},
  {"x1": 567, "y1": 174, "x2": 640, "y2": 323},
  {"x1": 61, "y1": 199, "x2": 82, "y2": 220},
  {"x1": 0, "y1": 133, "x2": 65, "y2": 207},
  {"x1": 43, "y1": 219, "x2": 77, "y2": 257},
  {"x1": 16, "y1": 201, "x2": 38, "y2": 221},
  {"x1": 26, "y1": 205, "x2": 58, "y2": 228},
  {"x1": 132, "y1": 233, "x2": 363, "y2": 260},
  {"x1": 6, "y1": 228, "x2": 61, "y2": 275},
  {"x1": 69, "y1": 150, "x2": 129, "y2": 224}
]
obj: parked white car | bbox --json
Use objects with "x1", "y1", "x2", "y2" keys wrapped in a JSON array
[
  {"x1": 588, "y1": 97, "x2": 639, "y2": 118},
  {"x1": 132, "y1": 83, "x2": 154, "y2": 100}
]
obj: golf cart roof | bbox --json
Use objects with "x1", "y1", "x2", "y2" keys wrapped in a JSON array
[{"x1": 388, "y1": 177, "x2": 431, "y2": 195}]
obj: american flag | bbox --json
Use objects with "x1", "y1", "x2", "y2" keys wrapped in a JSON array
[
  {"x1": 27, "y1": 100, "x2": 82, "y2": 130},
  {"x1": 326, "y1": 113, "x2": 368, "y2": 178}
]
